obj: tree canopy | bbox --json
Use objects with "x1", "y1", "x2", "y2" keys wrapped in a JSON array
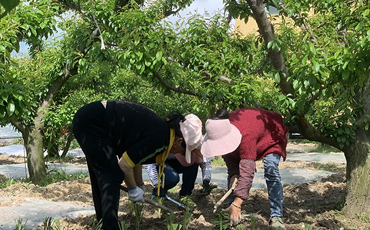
[{"x1": 1, "y1": 0, "x2": 370, "y2": 218}]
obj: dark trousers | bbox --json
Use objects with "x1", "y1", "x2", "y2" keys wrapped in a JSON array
[
  {"x1": 153, "y1": 158, "x2": 199, "y2": 197},
  {"x1": 72, "y1": 102, "x2": 124, "y2": 230}
]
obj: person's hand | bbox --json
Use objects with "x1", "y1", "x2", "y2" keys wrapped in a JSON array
[
  {"x1": 127, "y1": 186, "x2": 145, "y2": 203},
  {"x1": 228, "y1": 202, "x2": 242, "y2": 226}
]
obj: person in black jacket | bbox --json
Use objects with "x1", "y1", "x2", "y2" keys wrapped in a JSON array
[{"x1": 72, "y1": 100, "x2": 201, "y2": 230}]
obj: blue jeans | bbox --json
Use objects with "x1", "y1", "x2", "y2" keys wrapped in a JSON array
[
  {"x1": 227, "y1": 153, "x2": 283, "y2": 217},
  {"x1": 264, "y1": 153, "x2": 284, "y2": 217},
  {"x1": 152, "y1": 159, "x2": 199, "y2": 197}
]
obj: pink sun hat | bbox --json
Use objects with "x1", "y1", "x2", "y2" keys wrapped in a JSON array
[
  {"x1": 179, "y1": 114, "x2": 203, "y2": 164},
  {"x1": 201, "y1": 119, "x2": 242, "y2": 157}
]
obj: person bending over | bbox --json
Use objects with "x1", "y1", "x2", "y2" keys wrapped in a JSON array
[
  {"x1": 201, "y1": 107, "x2": 288, "y2": 229},
  {"x1": 72, "y1": 100, "x2": 201, "y2": 230}
]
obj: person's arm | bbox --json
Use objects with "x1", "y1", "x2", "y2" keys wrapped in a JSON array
[
  {"x1": 222, "y1": 153, "x2": 240, "y2": 180},
  {"x1": 228, "y1": 158, "x2": 256, "y2": 226},
  {"x1": 134, "y1": 165, "x2": 143, "y2": 185},
  {"x1": 233, "y1": 159, "x2": 256, "y2": 200},
  {"x1": 118, "y1": 157, "x2": 144, "y2": 202},
  {"x1": 118, "y1": 157, "x2": 136, "y2": 189}
]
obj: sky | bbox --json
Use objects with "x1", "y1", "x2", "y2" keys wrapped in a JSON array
[
  {"x1": 14, "y1": 0, "x2": 227, "y2": 55},
  {"x1": 174, "y1": 0, "x2": 226, "y2": 18}
]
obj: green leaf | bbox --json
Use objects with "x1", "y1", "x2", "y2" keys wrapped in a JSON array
[
  {"x1": 267, "y1": 41, "x2": 273, "y2": 49},
  {"x1": 136, "y1": 51, "x2": 143, "y2": 61},
  {"x1": 161, "y1": 57, "x2": 167, "y2": 65},
  {"x1": 145, "y1": 60, "x2": 151, "y2": 67},
  {"x1": 274, "y1": 72, "x2": 280, "y2": 83},
  {"x1": 0, "y1": 0, "x2": 20, "y2": 12},
  {"x1": 156, "y1": 51, "x2": 162, "y2": 61},
  {"x1": 302, "y1": 55, "x2": 308, "y2": 65},
  {"x1": 123, "y1": 50, "x2": 131, "y2": 59},
  {"x1": 363, "y1": 9, "x2": 370, "y2": 18},
  {"x1": 31, "y1": 27, "x2": 37, "y2": 36},
  {"x1": 293, "y1": 80, "x2": 299, "y2": 89},
  {"x1": 6, "y1": 102, "x2": 15, "y2": 116},
  {"x1": 308, "y1": 75, "x2": 316, "y2": 86},
  {"x1": 309, "y1": 43, "x2": 315, "y2": 54},
  {"x1": 342, "y1": 70, "x2": 350, "y2": 80},
  {"x1": 140, "y1": 65, "x2": 145, "y2": 74},
  {"x1": 312, "y1": 61, "x2": 320, "y2": 72}
]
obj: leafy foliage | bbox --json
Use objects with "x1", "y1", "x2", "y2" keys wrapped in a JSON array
[
  {"x1": 0, "y1": 0, "x2": 20, "y2": 19},
  {"x1": 269, "y1": 0, "x2": 370, "y2": 148}
]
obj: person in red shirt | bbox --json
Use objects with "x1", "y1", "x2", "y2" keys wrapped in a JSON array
[{"x1": 201, "y1": 108, "x2": 288, "y2": 229}]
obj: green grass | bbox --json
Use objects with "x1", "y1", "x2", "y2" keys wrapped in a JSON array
[
  {"x1": 15, "y1": 218, "x2": 27, "y2": 230},
  {"x1": 36, "y1": 170, "x2": 88, "y2": 187},
  {"x1": 356, "y1": 212, "x2": 370, "y2": 223},
  {"x1": 310, "y1": 143, "x2": 341, "y2": 153},
  {"x1": 0, "y1": 178, "x2": 17, "y2": 188},
  {"x1": 288, "y1": 139, "x2": 313, "y2": 144},
  {"x1": 44, "y1": 155, "x2": 76, "y2": 163},
  {"x1": 11, "y1": 138, "x2": 24, "y2": 145},
  {"x1": 0, "y1": 170, "x2": 88, "y2": 188},
  {"x1": 211, "y1": 156, "x2": 226, "y2": 166},
  {"x1": 289, "y1": 139, "x2": 341, "y2": 153}
]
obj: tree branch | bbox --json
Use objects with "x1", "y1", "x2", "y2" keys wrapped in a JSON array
[
  {"x1": 246, "y1": 0, "x2": 294, "y2": 96},
  {"x1": 9, "y1": 117, "x2": 26, "y2": 135},
  {"x1": 164, "y1": 8, "x2": 181, "y2": 17},
  {"x1": 152, "y1": 72, "x2": 207, "y2": 98},
  {"x1": 296, "y1": 113, "x2": 341, "y2": 149}
]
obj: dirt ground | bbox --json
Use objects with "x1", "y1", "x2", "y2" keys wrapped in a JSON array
[{"x1": 0, "y1": 143, "x2": 369, "y2": 230}]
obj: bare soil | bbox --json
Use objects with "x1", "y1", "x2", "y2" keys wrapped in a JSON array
[{"x1": 1, "y1": 143, "x2": 369, "y2": 230}]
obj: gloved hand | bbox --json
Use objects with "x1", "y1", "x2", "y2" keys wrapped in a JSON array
[
  {"x1": 138, "y1": 183, "x2": 145, "y2": 192},
  {"x1": 127, "y1": 186, "x2": 145, "y2": 203}
]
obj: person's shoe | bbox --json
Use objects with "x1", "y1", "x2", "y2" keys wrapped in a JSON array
[
  {"x1": 180, "y1": 195, "x2": 196, "y2": 209},
  {"x1": 201, "y1": 183, "x2": 218, "y2": 196},
  {"x1": 269, "y1": 216, "x2": 285, "y2": 230}
]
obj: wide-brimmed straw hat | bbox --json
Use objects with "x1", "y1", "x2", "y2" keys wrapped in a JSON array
[
  {"x1": 180, "y1": 114, "x2": 203, "y2": 164},
  {"x1": 201, "y1": 119, "x2": 242, "y2": 157}
]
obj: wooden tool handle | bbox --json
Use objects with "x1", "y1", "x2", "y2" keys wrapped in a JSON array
[{"x1": 213, "y1": 183, "x2": 236, "y2": 213}]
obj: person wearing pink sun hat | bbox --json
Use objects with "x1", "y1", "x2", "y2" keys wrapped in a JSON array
[
  {"x1": 201, "y1": 107, "x2": 288, "y2": 229},
  {"x1": 147, "y1": 113, "x2": 217, "y2": 208}
]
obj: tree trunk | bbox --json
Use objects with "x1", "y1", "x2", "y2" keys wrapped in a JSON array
[
  {"x1": 343, "y1": 76, "x2": 370, "y2": 216},
  {"x1": 342, "y1": 131, "x2": 370, "y2": 216},
  {"x1": 23, "y1": 127, "x2": 46, "y2": 183}
]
